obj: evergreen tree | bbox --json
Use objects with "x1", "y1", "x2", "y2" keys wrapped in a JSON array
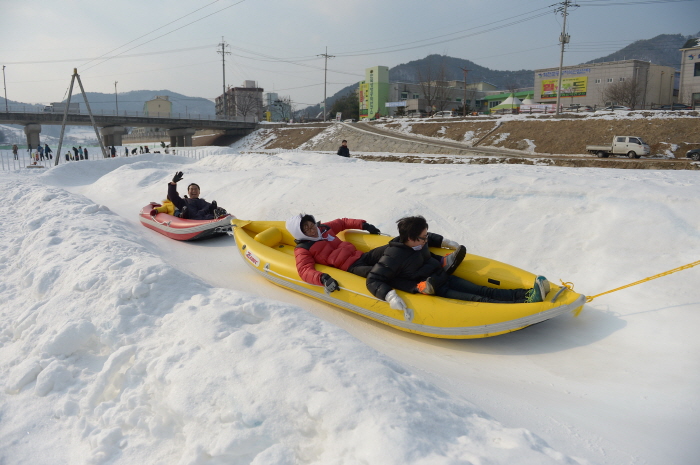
[{"x1": 329, "y1": 92, "x2": 360, "y2": 120}]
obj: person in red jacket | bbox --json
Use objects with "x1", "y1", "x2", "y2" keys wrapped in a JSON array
[
  {"x1": 285, "y1": 213, "x2": 465, "y2": 294},
  {"x1": 286, "y1": 214, "x2": 380, "y2": 293}
]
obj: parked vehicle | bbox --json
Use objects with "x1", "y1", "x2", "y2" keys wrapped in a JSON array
[
  {"x1": 432, "y1": 110, "x2": 457, "y2": 118},
  {"x1": 564, "y1": 105, "x2": 594, "y2": 112},
  {"x1": 343, "y1": 118, "x2": 355, "y2": 123},
  {"x1": 42, "y1": 102, "x2": 80, "y2": 114},
  {"x1": 600, "y1": 105, "x2": 632, "y2": 111},
  {"x1": 687, "y1": 148, "x2": 700, "y2": 161},
  {"x1": 586, "y1": 136, "x2": 650, "y2": 158},
  {"x1": 654, "y1": 104, "x2": 692, "y2": 110}
]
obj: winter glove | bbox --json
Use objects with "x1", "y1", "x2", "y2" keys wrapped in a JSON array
[
  {"x1": 149, "y1": 209, "x2": 158, "y2": 216},
  {"x1": 172, "y1": 171, "x2": 184, "y2": 183},
  {"x1": 209, "y1": 200, "x2": 218, "y2": 213},
  {"x1": 213, "y1": 207, "x2": 228, "y2": 217},
  {"x1": 385, "y1": 290, "x2": 407, "y2": 311},
  {"x1": 362, "y1": 222, "x2": 381, "y2": 235},
  {"x1": 321, "y1": 273, "x2": 340, "y2": 293},
  {"x1": 441, "y1": 238, "x2": 461, "y2": 250}
]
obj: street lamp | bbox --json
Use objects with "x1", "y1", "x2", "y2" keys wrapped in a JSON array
[
  {"x1": 114, "y1": 81, "x2": 118, "y2": 114},
  {"x1": 2, "y1": 65, "x2": 8, "y2": 113}
]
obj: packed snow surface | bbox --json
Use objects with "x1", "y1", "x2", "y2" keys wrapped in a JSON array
[{"x1": 1, "y1": 150, "x2": 698, "y2": 465}]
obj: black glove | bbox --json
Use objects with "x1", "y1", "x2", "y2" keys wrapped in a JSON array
[
  {"x1": 362, "y1": 222, "x2": 381, "y2": 235},
  {"x1": 209, "y1": 200, "x2": 217, "y2": 213},
  {"x1": 172, "y1": 171, "x2": 184, "y2": 183},
  {"x1": 321, "y1": 273, "x2": 340, "y2": 293}
]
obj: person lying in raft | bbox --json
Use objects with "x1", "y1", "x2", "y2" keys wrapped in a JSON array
[
  {"x1": 158, "y1": 171, "x2": 227, "y2": 220},
  {"x1": 285, "y1": 213, "x2": 465, "y2": 294},
  {"x1": 365, "y1": 215, "x2": 550, "y2": 313}
]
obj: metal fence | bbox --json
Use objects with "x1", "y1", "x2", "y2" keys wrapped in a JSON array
[{"x1": 0, "y1": 146, "x2": 227, "y2": 171}]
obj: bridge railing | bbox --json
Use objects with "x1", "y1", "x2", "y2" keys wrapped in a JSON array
[{"x1": 2, "y1": 105, "x2": 256, "y2": 122}]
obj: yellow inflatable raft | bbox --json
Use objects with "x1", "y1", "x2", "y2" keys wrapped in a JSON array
[{"x1": 231, "y1": 219, "x2": 586, "y2": 339}]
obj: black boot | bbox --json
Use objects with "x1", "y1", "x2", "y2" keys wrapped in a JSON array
[{"x1": 179, "y1": 206, "x2": 189, "y2": 219}]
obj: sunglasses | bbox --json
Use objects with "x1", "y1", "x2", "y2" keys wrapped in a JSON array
[{"x1": 416, "y1": 235, "x2": 428, "y2": 243}]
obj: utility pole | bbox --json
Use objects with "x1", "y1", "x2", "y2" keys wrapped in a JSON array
[
  {"x1": 217, "y1": 37, "x2": 231, "y2": 119},
  {"x1": 318, "y1": 47, "x2": 334, "y2": 122},
  {"x1": 554, "y1": 0, "x2": 578, "y2": 115},
  {"x1": 459, "y1": 67, "x2": 470, "y2": 116},
  {"x1": 114, "y1": 81, "x2": 118, "y2": 114},
  {"x1": 2, "y1": 65, "x2": 7, "y2": 113}
]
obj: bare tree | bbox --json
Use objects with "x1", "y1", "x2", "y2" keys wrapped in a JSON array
[
  {"x1": 416, "y1": 58, "x2": 448, "y2": 115},
  {"x1": 236, "y1": 91, "x2": 262, "y2": 121},
  {"x1": 602, "y1": 78, "x2": 644, "y2": 109},
  {"x1": 276, "y1": 96, "x2": 294, "y2": 122}
]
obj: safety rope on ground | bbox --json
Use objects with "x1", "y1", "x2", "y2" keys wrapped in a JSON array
[{"x1": 579, "y1": 259, "x2": 700, "y2": 303}]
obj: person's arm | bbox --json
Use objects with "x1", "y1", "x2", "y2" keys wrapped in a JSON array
[
  {"x1": 294, "y1": 248, "x2": 324, "y2": 285},
  {"x1": 366, "y1": 249, "x2": 402, "y2": 300},
  {"x1": 323, "y1": 218, "x2": 366, "y2": 235},
  {"x1": 167, "y1": 182, "x2": 186, "y2": 211},
  {"x1": 427, "y1": 232, "x2": 444, "y2": 248}
]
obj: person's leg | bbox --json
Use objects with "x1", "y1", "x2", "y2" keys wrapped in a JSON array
[{"x1": 437, "y1": 275, "x2": 527, "y2": 303}]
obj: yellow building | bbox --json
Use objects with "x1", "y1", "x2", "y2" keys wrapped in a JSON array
[{"x1": 143, "y1": 96, "x2": 172, "y2": 117}]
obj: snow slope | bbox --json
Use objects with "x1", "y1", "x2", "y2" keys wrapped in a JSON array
[{"x1": 1, "y1": 150, "x2": 699, "y2": 465}]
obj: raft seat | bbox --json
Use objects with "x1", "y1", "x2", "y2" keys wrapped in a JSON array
[{"x1": 254, "y1": 227, "x2": 283, "y2": 247}]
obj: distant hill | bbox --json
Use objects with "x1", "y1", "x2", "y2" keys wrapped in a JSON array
[
  {"x1": 64, "y1": 89, "x2": 216, "y2": 117},
  {"x1": 298, "y1": 31, "x2": 700, "y2": 118},
  {"x1": 584, "y1": 33, "x2": 697, "y2": 68}
]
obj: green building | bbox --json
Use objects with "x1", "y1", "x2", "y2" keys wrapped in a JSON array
[{"x1": 359, "y1": 66, "x2": 389, "y2": 119}]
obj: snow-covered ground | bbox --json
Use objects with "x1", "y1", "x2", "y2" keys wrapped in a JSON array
[{"x1": 1, "y1": 149, "x2": 699, "y2": 465}]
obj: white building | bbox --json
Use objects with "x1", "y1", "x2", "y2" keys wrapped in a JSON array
[
  {"x1": 679, "y1": 38, "x2": 700, "y2": 108},
  {"x1": 533, "y1": 60, "x2": 676, "y2": 109}
]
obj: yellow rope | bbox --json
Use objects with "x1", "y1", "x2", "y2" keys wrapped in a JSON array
[{"x1": 582, "y1": 260, "x2": 700, "y2": 303}]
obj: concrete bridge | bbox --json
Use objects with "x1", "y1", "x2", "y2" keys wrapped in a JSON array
[{"x1": 0, "y1": 110, "x2": 257, "y2": 148}]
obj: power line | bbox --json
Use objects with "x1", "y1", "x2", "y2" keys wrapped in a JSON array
[
  {"x1": 81, "y1": 0, "x2": 246, "y2": 72},
  {"x1": 79, "y1": 0, "x2": 222, "y2": 69}
]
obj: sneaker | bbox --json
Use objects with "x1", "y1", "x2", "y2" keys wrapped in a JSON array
[
  {"x1": 416, "y1": 278, "x2": 435, "y2": 295},
  {"x1": 179, "y1": 206, "x2": 189, "y2": 219},
  {"x1": 442, "y1": 245, "x2": 466, "y2": 275},
  {"x1": 537, "y1": 276, "x2": 551, "y2": 296},
  {"x1": 525, "y1": 276, "x2": 549, "y2": 303},
  {"x1": 213, "y1": 207, "x2": 228, "y2": 217}
]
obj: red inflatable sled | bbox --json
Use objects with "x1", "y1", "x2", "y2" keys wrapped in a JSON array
[{"x1": 139, "y1": 203, "x2": 234, "y2": 241}]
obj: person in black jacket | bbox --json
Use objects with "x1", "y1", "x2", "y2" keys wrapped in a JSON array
[
  {"x1": 160, "y1": 171, "x2": 226, "y2": 220},
  {"x1": 366, "y1": 216, "x2": 549, "y2": 313},
  {"x1": 337, "y1": 140, "x2": 350, "y2": 157}
]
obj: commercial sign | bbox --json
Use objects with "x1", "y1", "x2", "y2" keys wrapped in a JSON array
[
  {"x1": 540, "y1": 76, "x2": 588, "y2": 99},
  {"x1": 385, "y1": 101, "x2": 407, "y2": 107},
  {"x1": 359, "y1": 82, "x2": 369, "y2": 118}
]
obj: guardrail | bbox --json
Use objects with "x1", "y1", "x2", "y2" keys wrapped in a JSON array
[
  {"x1": 1, "y1": 105, "x2": 257, "y2": 122},
  {"x1": 0, "y1": 146, "x2": 227, "y2": 171}
]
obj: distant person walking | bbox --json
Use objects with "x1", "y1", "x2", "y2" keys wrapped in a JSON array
[
  {"x1": 125, "y1": 147, "x2": 129, "y2": 157},
  {"x1": 12, "y1": 144, "x2": 18, "y2": 160},
  {"x1": 337, "y1": 139, "x2": 350, "y2": 157},
  {"x1": 139, "y1": 146, "x2": 144, "y2": 154},
  {"x1": 110, "y1": 146, "x2": 116, "y2": 157},
  {"x1": 44, "y1": 144, "x2": 52, "y2": 159},
  {"x1": 38, "y1": 144, "x2": 45, "y2": 161},
  {"x1": 84, "y1": 147, "x2": 88, "y2": 159},
  {"x1": 72, "y1": 146, "x2": 79, "y2": 160},
  {"x1": 65, "y1": 152, "x2": 70, "y2": 162}
]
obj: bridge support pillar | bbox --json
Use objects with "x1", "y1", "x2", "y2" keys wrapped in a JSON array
[
  {"x1": 24, "y1": 124, "x2": 42, "y2": 150},
  {"x1": 100, "y1": 126, "x2": 128, "y2": 146},
  {"x1": 168, "y1": 128, "x2": 196, "y2": 147}
]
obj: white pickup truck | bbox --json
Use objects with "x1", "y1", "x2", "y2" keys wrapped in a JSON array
[{"x1": 586, "y1": 136, "x2": 650, "y2": 158}]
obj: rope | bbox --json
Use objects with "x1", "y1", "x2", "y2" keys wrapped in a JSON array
[{"x1": 583, "y1": 259, "x2": 700, "y2": 303}]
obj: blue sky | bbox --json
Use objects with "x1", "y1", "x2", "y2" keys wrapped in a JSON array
[{"x1": 1, "y1": 0, "x2": 698, "y2": 108}]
